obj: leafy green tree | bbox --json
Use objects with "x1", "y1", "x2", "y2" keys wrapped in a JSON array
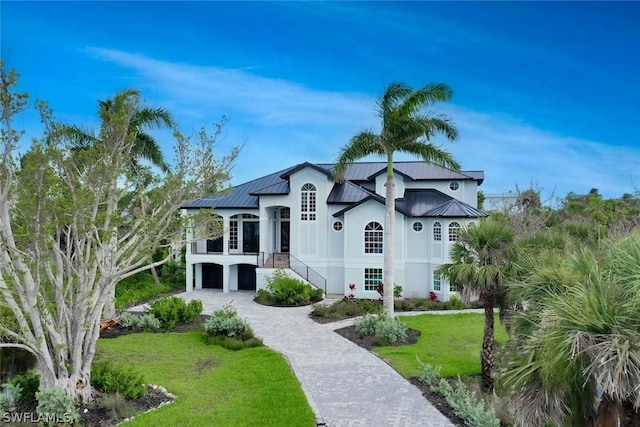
[
  {"x1": 0, "y1": 63, "x2": 237, "y2": 402},
  {"x1": 334, "y1": 82, "x2": 459, "y2": 317},
  {"x1": 437, "y1": 219, "x2": 515, "y2": 391},
  {"x1": 502, "y1": 234, "x2": 640, "y2": 426}
]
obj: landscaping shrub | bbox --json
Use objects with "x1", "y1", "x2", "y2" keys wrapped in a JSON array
[
  {"x1": 205, "y1": 335, "x2": 263, "y2": 351},
  {"x1": 447, "y1": 295, "x2": 465, "y2": 310},
  {"x1": 145, "y1": 296, "x2": 202, "y2": 330},
  {"x1": 355, "y1": 314, "x2": 408, "y2": 344},
  {"x1": 35, "y1": 387, "x2": 80, "y2": 426},
  {"x1": 119, "y1": 312, "x2": 162, "y2": 331},
  {"x1": 10, "y1": 371, "x2": 40, "y2": 406},
  {"x1": 160, "y1": 260, "x2": 187, "y2": 289},
  {"x1": 431, "y1": 377, "x2": 500, "y2": 427},
  {"x1": 394, "y1": 285, "x2": 403, "y2": 298},
  {"x1": 416, "y1": 357, "x2": 441, "y2": 387},
  {"x1": 0, "y1": 382, "x2": 21, "y2": 414},
  {"x1": 254, "y1": 289, "x2": 275, "y2": 305},
  {"x1": 91, "y1": 359, "x2": 147, "y2": 400},
  {"x1": 203, "y1": 304, "x2": 254, "y2": 340},
  {"x1": 259, "y1": 269, "x2": 323, "y2": 306},
  {"x1": 310, "y1": 298, "x2": 381, "y2": 320}
]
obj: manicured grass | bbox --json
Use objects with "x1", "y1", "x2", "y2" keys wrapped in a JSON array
[
  {"x1": 97, "y1": 332, "x2": 315, "y2": 427},
  {"x1": 374, "y1": 313, "x2": 508, "y2": 378},
  {"x1": 115, "y1": 272, "x2": 173, "y2": 309}
]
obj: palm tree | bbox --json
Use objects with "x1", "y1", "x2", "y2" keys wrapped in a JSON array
[
  {"x1": 334, "y1": 82, "x2": 459, "y2": 317},
  {"x1": 502, "y1": 234, "x2": 640, "y2": 426},
  {"x1": 437, "y1": 219, "x2": 515, "y2": 392},
  {"x1": 59, "y1": 89, "x2": 173, "y2": 173}
]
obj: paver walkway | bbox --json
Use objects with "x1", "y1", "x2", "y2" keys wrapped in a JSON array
[{"x1": 133, "y1": 290, "x2": 453, "y2": 427}]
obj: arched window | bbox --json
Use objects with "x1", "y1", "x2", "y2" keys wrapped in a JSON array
[
  {"x1": 301, "y1": 183, "x2": 316, "y2": 221},
  {"x1": 364, "y1": 221, "x2": 383, "y2": 254},
  {"x1": 448, "y1": 222, "x2": 461, "y2": 242},
  {"x1": 433, "y1": 222, "x2": 442, "y2": 241}
]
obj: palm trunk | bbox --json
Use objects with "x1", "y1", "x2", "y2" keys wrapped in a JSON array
[
  {"x1": 383, "y1": 154, "x2": 395, "y2": 318},
  {"x1": 481, "y1": 286, "x2": 495, "y2": 392}
]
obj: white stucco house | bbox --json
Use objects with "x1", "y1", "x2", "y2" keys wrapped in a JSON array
[{"x1": 181, "y1": 161, "x2": 487, "y2": 300}]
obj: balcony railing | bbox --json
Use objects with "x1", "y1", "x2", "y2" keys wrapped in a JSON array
[{"x1": 257, "y1": 252, "x2": 327, "y2": 295}]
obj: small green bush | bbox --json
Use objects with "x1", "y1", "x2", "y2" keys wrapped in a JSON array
[
  {"x1": 254, "y1": 289, "x2": 275, "y2": 305},
  {"x1": 354, "y1": 314, "x2": 408, "y2": 344},
  {"x1": 145, "y1": 296, "x2": 202, "y2": 330},
  {"x1": 35, "y1": 387, "x2": 79, "y2": 426},
  {"x1": 0, "y1": 382, "x2": 21, "y2": 414},
  {"x1": 261, "y1": 269, "x2": 323, "y2": 306},
  {"x1": 447, "y1": 295, "x2": 465, "y2": 310},
  {"x1": 11, "y1": 371, "x2": 40, "y2": 406},
  {"x1": 310, "y1": 298, "x2": 381, "y2": 320},
  {"x1": 431, "y1": 377, "x2": 500, "y2": 427},
  {"x1": 204, "y1": 304, "x2": 254, "y2": 340},
  {"x1": 205, "y1": 335, "x2": 263, "y2": 351},
  {"x1": 394, "y1": 285, "x2": 403, "y2": 298},
  {"x1": 160, "y1": 260, "x2": 187, "y2": 289},
  {"x1": 416, "y1": 357, "x2": 441, "y2": 386},
  {"x1": 91, "y1": 359, "x2": 147, "y2": 400},
  {"x1": 119, "y1": 312, "x2": 162, "y2": 331}
]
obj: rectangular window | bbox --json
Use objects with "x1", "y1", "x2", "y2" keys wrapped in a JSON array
[
  {"x1": 433, "y1": 272, "x2": 441, "y2": 292},
  {"x1": 449, "y1": 281, "x2": 457, "y2": 292},
  {"x1": 364, "y1": 268, "x2": 383, "y2": 291},
  {"x1": 228, "y1": 219, "x2": 238, "y2": 250},
  {"x1": 309, "y1": 192, "x2": 316, "y2": 220}
]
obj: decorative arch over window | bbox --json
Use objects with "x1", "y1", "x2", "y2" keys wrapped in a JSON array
[
  {"x1": 448, "y1": 222, "x2": 461, "y2": 242},
  {"x1": 433, "y1": 221, "x2": 442, "y2": 241},
  {"x1": 364, "y1": 221, "x2": 383, "y2": 254},
  {"x1": 301, "y1": 183, "x2": 317, "y2": 221}
]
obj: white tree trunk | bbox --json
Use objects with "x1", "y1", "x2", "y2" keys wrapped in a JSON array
[{"x1": 384, "y1": 155, "x2": 396, "y2": 318}]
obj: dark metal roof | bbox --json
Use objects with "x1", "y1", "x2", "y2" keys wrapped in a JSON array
[
  {"x1": 182, "y1": 161, "x2": 484, "y2": 210},
  {"x1": 181, "y1": 166, "x2": 293, "y2": 209},
  {"x1": 424, "y1": 199, "x2": 488, "y2": 218},
  {"x1": 396, "y1": 189, "x2": 453, "y2": 216},
  {"x1": 327, "y1": 181, "x2": 372, "y2": 204}
]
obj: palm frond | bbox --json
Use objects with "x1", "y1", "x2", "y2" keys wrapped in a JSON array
[
  {"x1": 333, "y1": 131, "x2": 381, "y2": 182},
  {"x1": 133, "y1": 132, "x2": 170, "y2": 172},
  {"x1": 376, "y1": 82, "x2": 412, "y2": 118},
  {"x1": 397, "y1": 82, "x2": 454, "y2": 118},
  {"x1": 400, "y1": 142, "x2": 460, "y2": 170}
]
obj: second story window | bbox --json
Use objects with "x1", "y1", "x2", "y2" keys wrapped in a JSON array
[
  {"x1": 364, "y1": 221, "x2": 383, "y2": 254},
  {"x1": 449, "y1": 221, "x2": 461, "y2": 242},
  {"x1": 433, "y1": 221, "x2": 442, "y2": 241},
  {"x1": 301, "y1": 183, "x2": 316, "y2": 221}
]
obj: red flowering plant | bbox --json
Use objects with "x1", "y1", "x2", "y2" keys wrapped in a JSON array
[
  {"x1": 347, "y1": 283, "x2": 356, "y2": 299},
  {"x1": 429, "y1": 291, "x2": 438, "y2": 302}
]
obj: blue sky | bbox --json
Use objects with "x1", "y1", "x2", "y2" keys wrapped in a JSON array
[{"x1": 2, "y1": 1, "x2": 639, "y2": 200}]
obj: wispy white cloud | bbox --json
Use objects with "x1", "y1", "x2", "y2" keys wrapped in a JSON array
[{"x1": 86, "y1": 48, "x2": 640, "y2": 199}]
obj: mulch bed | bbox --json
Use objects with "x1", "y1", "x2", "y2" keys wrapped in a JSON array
[{"x1": 334, "y1": 324, "x2": 466, "y2": 426}]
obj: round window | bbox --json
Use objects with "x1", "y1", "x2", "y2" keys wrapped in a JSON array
[
  {"x1": 412, "y1": 222, "x2": 423, "y2": 232},
  {"x1": 333, "y1": 221, "x2": 343, "y2": 231},
  {"x1": 449, "y1": 181, "x2": 460, "y2": 191}
]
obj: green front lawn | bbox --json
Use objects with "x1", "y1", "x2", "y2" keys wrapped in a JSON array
[
  {"x1": 374, "y1": 313, "x2": 508, "y2": 378},
  {"x1": 97, "y1": 332, "x2": 315, "y2": 426}
]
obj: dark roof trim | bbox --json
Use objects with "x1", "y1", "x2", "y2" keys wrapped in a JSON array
[
  {"x1": 279, "y1": 162, "x2": 334, "y2": 179},
  {"x1": 366, "y1": 167, "x2": 413, "y2": 181},
  {"x1": 332, "y1": 194, "x2": 412, "y2": 218}
]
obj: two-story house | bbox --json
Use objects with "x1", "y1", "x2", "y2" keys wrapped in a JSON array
[{"x1": 182, "y1": 161, "x2": 486, "y2": 300}]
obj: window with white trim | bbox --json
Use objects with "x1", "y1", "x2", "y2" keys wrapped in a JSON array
[
  {"x1": 301, "y1": 183, "x2": 317, "y2": 221},
  {"x1": 448, "y1": 222, "x2": 461, "y2": 242},
  {"x1": 333, "y1": 221, "x2": 343, "y2": 231},
  {"x1": 449, "y1": 280, "x2": 457, "y2": 292},
  {"x1": 449, "y1": 181, "x2": 460, "y2": 191},
  {"x1": 229, "y1": 216, "x2": 238, "y2": 250},
  {"x1": 433, "y1": 272, "x2": 442, "y2": 292},
  {"x1": 412, "y1": 221, "x2": 423, "y2": 232},
  {"x1": 433, "y1": 221, "x2": 442, "y2": 241},
  {"x1": 364, "y1": 221, "x2": 383, "y2": 254},
  {"x1": 364, "y1": 268, "x2": 383, "y2": 291}
]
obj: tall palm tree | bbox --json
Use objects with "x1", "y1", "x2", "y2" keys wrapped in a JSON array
[
  {"x1": 334, "y1": 82, "x2": 459, "y2": 317},
  {"x1": 437, "y1": 219, "x2": 515, "y2": 391},
  {"x1": 60, "y1": 89, "x2": 173, "y2": 173}
]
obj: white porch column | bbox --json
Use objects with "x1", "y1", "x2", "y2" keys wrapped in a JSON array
[
  {"x1": 186, "y1": 262, "x2": 194, "y2": 292},
  {"x1": 223, "y1": 264, "x2": 231, "y2": 293},
  {"x1": 195, "y1": 264, "x2": 203, "y2": 290}
]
